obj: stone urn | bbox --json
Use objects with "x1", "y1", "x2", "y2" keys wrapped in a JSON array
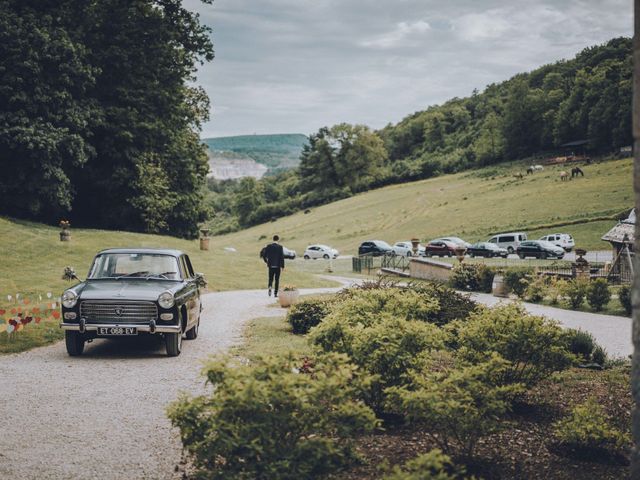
[
  {"x1": 278, "y1": 288, "x2": 299, "y2": 308},
  {"x1": 410, "y1": 238, "x2": 421, "y2": 256},
  {"x1": 59, "y1": 220, "x2": 71, "y2": 242},
  {"x1": 454, "y1": 246, "x2": 467, "y2": 263}
]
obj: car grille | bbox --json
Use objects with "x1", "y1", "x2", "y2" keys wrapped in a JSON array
[{"x1": 80, "y1": 301, "x2": 158, "y2": 324}]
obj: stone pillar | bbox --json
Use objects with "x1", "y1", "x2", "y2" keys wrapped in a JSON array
[
  {"x1": 199, "y1": 228, "x2": 210, "y2": 251},
  {"x1": 631, "y1": 2, "x2": 640, "y2": 475}
]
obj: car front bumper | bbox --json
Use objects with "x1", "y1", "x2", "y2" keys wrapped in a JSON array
[{"x1": 60, "y1": 321, "x2": 181, "y2": 334}]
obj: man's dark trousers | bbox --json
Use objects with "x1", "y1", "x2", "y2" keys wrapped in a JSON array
[{"x1": 268, "y1": 267, "x2": 281, "y2": 294}]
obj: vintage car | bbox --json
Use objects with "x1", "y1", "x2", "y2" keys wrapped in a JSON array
[{"x1": 59, "y1": 248, "x2": 204, "y2": 357}]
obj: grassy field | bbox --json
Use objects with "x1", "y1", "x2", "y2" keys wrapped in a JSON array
[{"x1": 214, "y1": 157, "x2": 632, "y2": 256}]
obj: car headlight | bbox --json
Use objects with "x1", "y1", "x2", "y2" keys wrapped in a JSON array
[
  {"x1": 158, "y1": 291, "x2": 175, "y2": 309},
  {"x1": 62, "y1": 290, "x2": 78, "y2": 308}
]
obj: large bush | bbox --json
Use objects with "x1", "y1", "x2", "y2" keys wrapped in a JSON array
[
  {"x1": 563, "y1": 329, "x2": 608, "y2": 365},
  {"x1": 311, "y1": 313, "x2": 446, "y2": 412},
  {"x1": 387, "y1": 353, "x2": 523, "y2": 459},
  {"x1": 449, "y1": 264, "x2": 495, "y2": 293},
  {"x1": 167, "y1": 353, "x2": 377, "y2": 480},
  {"x1": 503, "y1": 269, "x2": 533, "y2": 297},
  {"x1": 452, "y1": 304, "x2": 576, "y2": 387},
  {"x1": 382, "y1": 449, "x2": 471, "y2": 480},
  {"x1": 287, "y1": 297, "x2": 335, "y2": 334},
  {"x1": 586, "y1": 278, "x2": 611, "y2": 311},
  {"x1": 618, "y1": 285, "x2": 632, "y2": 315},
  {"x1": 561, "y1": 278, "x2": 588, "y2": 309},
  {"x1": 409, "y1": 283, "x2": 478, "y2": 326},
  {"x1": 554, "y1": 397, "x2": 630, "y2": 452}
]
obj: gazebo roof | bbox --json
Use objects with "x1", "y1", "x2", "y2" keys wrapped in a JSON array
[{"x1": 601, "y1": 209, "x2": 635, "y2": 245}]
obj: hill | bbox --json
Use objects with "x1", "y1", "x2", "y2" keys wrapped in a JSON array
[
  {"x1": 216, "y1": 157, "x2": 632, "y2": 255},
  {"x1": 203, "y1": 134, "x2": 308, "y2": 178}
]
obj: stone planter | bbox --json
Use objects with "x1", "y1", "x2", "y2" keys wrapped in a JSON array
[
  {"x1": 59, "y1": 229, "x2": 71, "y2": 242},
  {"x1": 278, "y1": 290, "x2": 299, "y2": 308},
  {"x1": 410, "y1": 238, "x2": 421, "y2": 256}
]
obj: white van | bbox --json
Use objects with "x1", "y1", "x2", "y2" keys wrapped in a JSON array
[
  {"x1": 487, "y1": 232, "x2": 528, "y2": 254},
  {"x1": 539, "y1": 233, "x2": 575, "y2": 252}
]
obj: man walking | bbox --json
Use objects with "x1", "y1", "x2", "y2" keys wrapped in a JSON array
[{"x1": 262, "y1": 235, "x2": 285, "y2": 297}]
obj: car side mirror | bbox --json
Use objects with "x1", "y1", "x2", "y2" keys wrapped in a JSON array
[
  {"x1": 195, "y1": 272, "x2": 207, "y2": 288},
  {"x1": 62, "y1": 266, "x2": 82, "y2": 282}
]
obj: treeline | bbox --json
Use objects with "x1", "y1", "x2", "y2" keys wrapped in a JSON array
[
  {"x1": 207, "y1": 37, "x2": 632, "y2": 234},
  {"x1": 0, "y1": 0, "x2": 213, "y2": 238}
]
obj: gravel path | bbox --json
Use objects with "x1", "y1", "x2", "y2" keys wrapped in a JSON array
[
  {"x1": 468, "y1": 292, "x2": 632, "y2": 358},
  {"x1": 0, "y1": 283, "x2": 352, "y2": 480}
]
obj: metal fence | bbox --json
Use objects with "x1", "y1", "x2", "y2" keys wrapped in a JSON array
[{"x1": 381, "y1": 254, "x2": 411, "y2": 272}]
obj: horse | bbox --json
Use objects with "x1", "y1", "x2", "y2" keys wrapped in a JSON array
[
  {"x1": 571, "y1": 167, "x2": 584, "y2": 178},
  {"x1": 560, "y1": 171, "x2": 569, "y2": 181},
  {"x1": 526, "y1": 167, "x2": 534, "y2": 175},
  {"x1": 513, "y1": 172, "x2": 524, "y2": 180},
  {"x1": 532, "y1": 164, "x2": 544, "y2": 171}
]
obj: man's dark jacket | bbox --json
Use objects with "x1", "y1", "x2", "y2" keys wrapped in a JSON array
[{"x1": 263, "y1": 242, "x2": 285, "y2": 268}]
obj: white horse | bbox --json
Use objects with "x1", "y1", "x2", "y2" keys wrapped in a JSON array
[{"x1": 532, "y1": 165, "x2": 544, "y2": 171}]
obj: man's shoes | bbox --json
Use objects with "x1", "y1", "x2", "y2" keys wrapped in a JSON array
[
  {"x1": 274, "y1": 292, "x2": 278, "y2": 298},
  {"x1": 268, "y1": 288, "x2": 272, "y2": 297}
]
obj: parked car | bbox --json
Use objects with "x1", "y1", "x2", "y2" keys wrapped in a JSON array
[
  {"x1": 303, "y1": 244, "x2": 339, "y2": 259},
  {"x1": 466, "y1": 242, "x2": 509, "y2": 258},
  {"x1": 487, "y1": 231, "x2": 528, "y2": 254},
  {"x1": 539, "y1": 233, "x2": 575, "y2": 252},
  {"x1": 392, "y1": 241, "x2": 425, "y2": 257},
  {"x1": 424, "y1": 240, "x2": 458, "y2": 257},
  {"x1": 434, "y1": 236, "x2": 471, "y2": 248},
  {"x1": 59, "y1": 248, "x2": 204, "y2": 357},
  {"x1": 358, "y1": 240, "x2": 393, "y2": 256},
  {"x1": 283, "y1": 247, "x2": 297, "y2": 259},
  {"x1": 516, "y1": 241, "x2": 565, "y2": 259}
]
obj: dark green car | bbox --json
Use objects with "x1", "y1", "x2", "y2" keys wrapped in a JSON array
[
  {"x1": 59, "y1": 248, "x2": 204, "y2": 357},
  {"x1": 516, "y1": 241, "x2": 565, "y2": 260}
]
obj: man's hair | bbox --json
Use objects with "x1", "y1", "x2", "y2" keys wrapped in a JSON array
[{"x1": 273, "y1": 235, "x2": 279, "y2": 241}]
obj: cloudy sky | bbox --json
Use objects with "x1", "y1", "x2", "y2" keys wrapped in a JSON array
[{"x1": 184, "y1": 0, "x2": 632, "y2": 139}]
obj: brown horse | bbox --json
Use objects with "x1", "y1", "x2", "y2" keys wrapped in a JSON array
[
  {"x1": 571, "y1": 167, "x2": 584, "y2": 178},
  {"x1": 513, "y1": 172, "x2": 524, "y2": 180}
]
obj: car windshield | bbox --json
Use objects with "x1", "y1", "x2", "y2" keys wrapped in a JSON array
[
  {"x1": 88, "y1": 253, "x2": 181, "y2": 280},
  {"x1": 538, "y1": 241, "x2": 559, "y2": 249},
  {"x1": 375, "y1": 241, "x2": 392, "y2": 248}
]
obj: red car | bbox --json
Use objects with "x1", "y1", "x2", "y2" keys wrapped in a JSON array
[{"x1": 423, "y1": 240, "x2": 458, "y2": 257}]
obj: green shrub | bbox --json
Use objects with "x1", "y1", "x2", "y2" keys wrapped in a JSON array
[
  {"x1": 561, "y1": 279, "x2": 588, "y2": 309},
  {"x1": 453, "y1": 304, "x2": 576, "y2": 387},
  {"x1": 387, "y1": 353, "x2": 523, "y2": 459},
  {"x1": 618, "y1": 285, "x2": 632, "y2": 315},
  {"x1": 167, "y1": 353, "x2": 377, "y2": 480},
  {"x1": 382, "y1": 449, "x2": 471, "y2": 480},
  {"x1": 554, "y1": 397, "x2": 630, "y2": 452},
  {"x1": 563, "y1": 329, "x2": 608, "y2": 365},
  {"x1": 547, "y1": 277, "x2": 567, "y2": 305},
  {"x1": 287, "y1": 297, "x2": 334, "y2": 334},
  {"x1": 311, "y1": 314, "x2": 446, "y2": 413},
  {"x1": 503, "y1": 269, "x2": 533, "y2": 297},
  {"x1": 524, "y1": 274, "x2": 548, "y2": 302},
  {"x1": 409, "y1": 282, "x2": 478, "y2": 326},
  {"x1": 449, "y1": 264, "x2": 495, "y2": 293},
  {"x1": 591, "y1": 345, "x2": 608, "y2": 366},
  {"x1": 586, "y1": 278, "x2": 611, "y2": 311}
]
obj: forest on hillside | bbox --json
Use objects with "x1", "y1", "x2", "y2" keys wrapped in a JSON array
[
  {"x1": 0, "y1": 0, "x2": 213, "y2": 238},
  {"x1": 207, "y1": 37, "x2": 632, "y2": 234}
]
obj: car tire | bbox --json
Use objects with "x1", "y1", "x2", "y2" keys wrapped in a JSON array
[
  {"x1": 470, "y1": 252, "x2": 475, "y2": 258},
  {"x1": 447, "y1": 252, "x2": 452, "y2": 257},
  {"x1": 304, "y1": 255, "x2": 310, "y2": 260},
  {"x1": 406, "y1": 251, "x2": 412, "y2": 257},
  {"x1": 65, "y1": 331, "x2": 85, "y2": 356},
  {"x1": 323, "y1": 254, "x2": 329, "y2": 259},
  {"x1": 508, "y1": 247, "x2": 514, "y2": 254},
  {"x1": 540, "y1": 252, "x2": 547, "y2": 260},
  {"x1": 518, "y1": 253, "x2": 525, "y2": 259},
  {"x1": 165, "y1": 331, "x2": 182, "y2": 356},
  {"x1": 185, "y1": 315, "x2": 199, "y2": 340}
]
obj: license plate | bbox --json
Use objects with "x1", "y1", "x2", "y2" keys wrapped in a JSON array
[{"x1": 97, "y1": 327, "x2": 137, "y2": 336}]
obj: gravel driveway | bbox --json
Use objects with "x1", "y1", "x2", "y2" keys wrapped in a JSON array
[{"x1": 0, "y1": 285, "x2": 349, "y2": 480}]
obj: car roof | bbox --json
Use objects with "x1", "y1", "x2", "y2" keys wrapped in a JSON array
[{"x1": 96, "y1": 248, "x2": 185, "y2": 257}]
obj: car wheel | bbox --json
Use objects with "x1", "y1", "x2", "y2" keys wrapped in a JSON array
[
  {"x1": 65, "y1": 331, "x2": 85, "y2": 356},
  {"x1": 165, "y1": 330, "x2": 183, "y2": 356},
  {"x1": 540, "y1": 252, "x2": 547, "y2": 260},
  {"x1": 185, "y1": 315, "x2": 199, "y2": 340},
  {"x1": 469, "y1": 252, "x2": 475, "y2": 258},
  {"x1": 323, "y1": 254, "x2": 329, "y2": 259},
  {"x1": 447, "y1": 252, "x2": 452, "y2": 257},
  {"x1": 406, "y1": 251, "x2": 412, "y2": 257},
  {"x1": 518, "y1": 253, "x2": 525, "y2": 259},
  {"x1": 507, "y1": 246, "x2": 514, "y2": 254},
  {"x1": 304, "y1": 255, "x2": 310, "y2": 260}
]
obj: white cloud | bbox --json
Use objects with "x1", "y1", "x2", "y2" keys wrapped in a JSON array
[{"x1": 360, "y1": 20, "x2": 431, "y2": 48}]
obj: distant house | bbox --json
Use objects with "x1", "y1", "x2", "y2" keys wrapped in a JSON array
[{"x1": 601, "y1": 209, "x2": 635, "y2": 283}]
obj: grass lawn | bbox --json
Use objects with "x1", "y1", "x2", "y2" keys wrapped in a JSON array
[{"x1": 234, "y1": 315, "x2": 309, "y2": 360}]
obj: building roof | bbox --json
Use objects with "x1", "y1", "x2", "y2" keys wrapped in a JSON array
[{"x1": 602, "y1": 209, "x2": 635, "y2": 245}]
